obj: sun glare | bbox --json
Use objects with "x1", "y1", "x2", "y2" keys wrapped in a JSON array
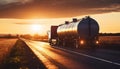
[
  {"x1": 31, "y1": 24, "x2": 42, "y2": 33},
  {"x1": 32, "y1": 25, "x2": 39, "y2": 31}
]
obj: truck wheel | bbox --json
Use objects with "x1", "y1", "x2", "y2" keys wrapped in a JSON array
[{"x1": 75, "y1": 43, "x2": 79, "y2": 48}]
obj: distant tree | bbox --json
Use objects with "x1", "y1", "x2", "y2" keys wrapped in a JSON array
[
  {"x1": 7, "y1": 34, "x2": 12, "y2": 38},
  {"x1": 21, "y1": 34, "x2": 32, "y2": 39},
  {"x1": 33, "y1": 34, "x2": 40, "y2": 39}
]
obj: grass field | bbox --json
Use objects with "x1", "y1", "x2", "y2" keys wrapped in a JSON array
[
  {"x1": 1, "y1": 39, "x2": 46, "y2": 69},
  {"x1": 99, "y1": 36, "x2": 120, "y2": 44},
  {"x1": 0, "y1": 38, "x2": 17, "y2": 65},
  {"x1": 98, "y1": 36, "x2": 120, "y2": 50}
]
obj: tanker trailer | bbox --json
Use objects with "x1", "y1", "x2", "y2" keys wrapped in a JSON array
[{"x1": 56, "y1": 16, "x2": 99, "y2": 48}]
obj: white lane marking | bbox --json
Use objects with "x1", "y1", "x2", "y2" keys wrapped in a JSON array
[{"x1": 53, "y1": 46, "x2": 120, "y2": 66}]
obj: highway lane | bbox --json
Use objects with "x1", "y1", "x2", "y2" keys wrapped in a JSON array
[{"x1": 23, "y1": 40, "x2": 120, "y2": 69}]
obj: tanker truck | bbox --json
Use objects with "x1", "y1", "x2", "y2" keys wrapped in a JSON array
[{"x1": 48, "y1": 16, "x2": 99, "y2": 48}]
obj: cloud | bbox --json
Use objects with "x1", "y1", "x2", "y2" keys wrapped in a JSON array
[
  {"x1": 88, "y1": 4, "x2": 120, "y2": 14},
  {"x1": 15, "y1": 22, "x2": 44, "y2": 25},
  {"x1": 15, "y1": 22, "x2": 30, "y2": 25},
  {"x1": 0, "y1": 0, "x2": 120, "y2": 18},
  {"x1": 0, "y1": 0, "x2": 33, "y2": 4}
]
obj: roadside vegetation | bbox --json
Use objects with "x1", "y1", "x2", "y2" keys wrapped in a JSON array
[
  {"x1": 2, "y1": 39, "x2": 46, "y2": 69},
  {"x1": 0, "y1": 38, "x2": 17, "y2": 68},
  {"x1": 99, "y1": 36, "x2": 120, "y2": 50}
]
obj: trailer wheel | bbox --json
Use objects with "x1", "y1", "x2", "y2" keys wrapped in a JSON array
[
  {"x1": 63, "y1": 42, "x2": 65, "y2": 46},
  {"x1": 75, "y1": 43, "x2": 79, "y2": 48},
  {"x1": 56, "y1": 38, "x2": 59, "y2": 46}
]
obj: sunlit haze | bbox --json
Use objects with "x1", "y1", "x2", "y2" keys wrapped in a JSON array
[
  {"x1": 0, "y1": 12, "x2": 120, "y2": 35},
  {"x1": 31, "y1": 24, "x2": 43, "y2": 34}
]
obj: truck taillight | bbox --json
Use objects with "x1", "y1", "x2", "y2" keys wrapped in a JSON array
[
  {"x1": 80, "y1": 40, "x2": 84, "y2": 45},
  {"x1": 96, "y1": 41, "x2": 99, "y2": 44}
]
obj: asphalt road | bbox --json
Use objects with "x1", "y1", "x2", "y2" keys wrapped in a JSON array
[{"x1": 23, "y1": 40, "x2": 120, "y2": 69}]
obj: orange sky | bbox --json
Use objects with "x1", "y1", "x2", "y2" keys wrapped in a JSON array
[
  {"x1": 0, "y1": 12, "x2": 120, "y2": 35},
  {"x1": 0, "y1": 0, "x2": 120, "y2": 18}
]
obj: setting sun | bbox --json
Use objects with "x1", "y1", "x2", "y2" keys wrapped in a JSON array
[
  {"x1": 31, "y1": 24, "x2": 42, "y2": 34},
  {"x1": 31, "y1": 24, "x2": 40, "y2": 31}
]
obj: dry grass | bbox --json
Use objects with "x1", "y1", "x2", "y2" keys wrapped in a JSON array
[
  {"x1": 2, "y1": 39, "x2": 46, "y2": 69},
  {"x1": 0, "y1": 38, "x2": 17, "y2": 64},
  {"x1": 98, "y1": 36, "x2": 120, "y2": 50},
  {"x1": 99, "y1": 36, "x2": 120, "y2": 44}
]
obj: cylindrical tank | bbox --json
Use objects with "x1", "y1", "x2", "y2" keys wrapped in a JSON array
[{"x1": 57, "y1": 16, "x2": 99, "y2": 39}]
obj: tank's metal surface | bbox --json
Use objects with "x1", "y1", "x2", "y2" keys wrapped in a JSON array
[{"x1": 57, "y1": 16, "x2": 99, "y2": 39}]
